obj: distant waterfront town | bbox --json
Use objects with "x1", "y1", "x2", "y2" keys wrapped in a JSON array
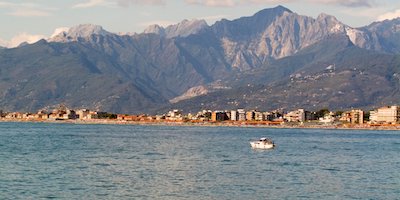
[{"x1": 1, "y1": 105, "x2": 400, "y2": 129}]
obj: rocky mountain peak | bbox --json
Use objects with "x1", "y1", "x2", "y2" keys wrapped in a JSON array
[
  {"x1": 255, "y1": 5, "x2": 293, "y2": 16},
  {"x1": 69, "y1": 24, "x2": 110, "y2": 36},
  {"x1": 144, "y1": 19, "x2": 209, "y2": 38},
  {"x1": 367, "y1": 17, "x2": 400, "y2": 32},
  {"x1": 164, "y1": 19, "x2": 208, "y2": 38},
  {"x1": 49, "y1": 24, "x2": 112, "y2": 42},
  {"x1": 315, "y1": 13, "x2": 347, "y2": 33},
  {"x1": 143, "y1": 24, "x2": 166, "y2": 36}
]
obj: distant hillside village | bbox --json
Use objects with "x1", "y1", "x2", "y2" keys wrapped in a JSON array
[{"x1": 1, "y1": 105, "x2": 399, "y2": 128}]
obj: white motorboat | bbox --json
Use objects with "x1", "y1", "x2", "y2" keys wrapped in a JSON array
[{"x1": 250, "y1": 137, "x2": 275, "y2": 149}]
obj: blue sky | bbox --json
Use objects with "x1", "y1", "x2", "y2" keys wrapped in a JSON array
[{"x1": 1, "y1": 0, "x2": 400, "y2": 47}]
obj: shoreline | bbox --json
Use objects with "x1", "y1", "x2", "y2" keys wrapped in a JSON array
[{"x1": 1, "y1": 118, "x2": 400, "y2": 131}]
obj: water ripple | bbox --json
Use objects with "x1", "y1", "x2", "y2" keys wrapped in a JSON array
[{"x1": 0, "y1": 123, "x2": 399, "y2": 199}]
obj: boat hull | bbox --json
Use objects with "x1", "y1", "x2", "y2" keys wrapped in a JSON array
[{"x1": 250, "y1": 141, "x2": 275, "y2": 149}]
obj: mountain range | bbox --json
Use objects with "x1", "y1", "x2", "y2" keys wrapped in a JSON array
[{"x1": 0, "y1": 5, "x2": 399, "y2": 114}]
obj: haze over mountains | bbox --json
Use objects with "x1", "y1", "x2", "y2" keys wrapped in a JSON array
[{"x1": 0, "y1": 6, "x2": 399, "y2": 114}]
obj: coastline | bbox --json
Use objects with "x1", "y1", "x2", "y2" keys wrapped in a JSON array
[{"x1": 1, "y1": 118, "x2": 399, "y2": 131}]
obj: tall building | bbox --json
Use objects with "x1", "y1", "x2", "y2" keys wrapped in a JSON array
[
  {"x1": 370, "y1": 106, "x2": 400, "y2": 124},
  {"x1": 254, "y1": 111, "x2": 265, "y2": 121},
  {"x1": 230, "y1": 110, "x2": 237, "y2": 121},
  {"x1": 237, "y1": 109, "x2": 246, "y2": 121},
  {"x1": 341, "y1": 109, "x2": 364, "y2": 124},
  {"x1": 246, "y1": 111, "x2": 255, "y2": 121},
  {"x1": 284, "y1": 109, "x2": 305, "y2": 122},
  {"x1": 211, "y1": 111, "x2": 228, "y2": 121}
]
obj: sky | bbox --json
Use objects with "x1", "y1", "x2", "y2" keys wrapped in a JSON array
[{"x1": 1, "y1": 0, "x2": 400, "y2": 48}]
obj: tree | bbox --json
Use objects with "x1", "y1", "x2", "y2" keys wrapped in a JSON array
[
  {"x1": 315, "y1": 108, "x2": 330, "y2": 118},
  {"x1": 335, "y1": 110, "x2": 344, "y2": 117}
]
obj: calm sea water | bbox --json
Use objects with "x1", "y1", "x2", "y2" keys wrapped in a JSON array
[{"x1": 0, "y1": 122, "x2": 399, "y2": 199}]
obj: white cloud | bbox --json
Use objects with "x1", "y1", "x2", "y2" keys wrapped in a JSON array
[
  {"x1": 0, "y1": 37, "x2": 8, "y2": 47},
  {"x1": 377, "y1": 9, "x2": 400, "y2": 21},
  {"x1": 73, "y1": 0, "x2": 110, "y2": 8},
  {"x1": 2, "y1": 33, "x2": 46, "y2": 48},
  {"x1": 0, "y1": 1, "x2": 56, "y2": 17},
  {"x1": 72, "y1": 0, "x2": 165, "y2": 8},
  {"x1": 0, "y1": 2, "x2": 13, "y2": 7},
  {"x1": 8, "y1": 9, "x2": 51, "y2": 17},
  {"x1": 308, "y1": 0, "x2": 373, "y2": 7},
  {"x1": 185, "y1": 0, "x2": 235, "y2": 7},
  {"x1": 50, "y1": 27, "x2": 71, "y2": 38}
]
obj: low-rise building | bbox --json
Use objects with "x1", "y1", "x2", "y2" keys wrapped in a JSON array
[
  {"x1": 195, "y1": 110, "x2": 212, "y2": 121},
  {"x1": 319, "y1": 112, "x2": 335, "y2": 123},
  {"x1": 37, "y1": 110, "x2": 49, "y2": 120},
  {"x1": 166, "y1": 109, "x2": 183, "y2": 121},
  {"x1": 5, "y1": 112, "x2": 23, "y2": 119},
  {"x1": 76, "y1": 109, "x2": 92, "y2": 120},
  {"x1": 48, "y1": 108, "x2": 77, "y2": 120}
]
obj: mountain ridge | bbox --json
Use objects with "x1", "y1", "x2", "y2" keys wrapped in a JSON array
[{"x1": 0, "y1": 6, "x2": 399, "y2": 114}]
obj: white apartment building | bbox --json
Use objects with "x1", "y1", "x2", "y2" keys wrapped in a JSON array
[
  {"x1": 284, "y1": 109, "x2": 305, "y2": 122},
  {"x1": 370, "y1": 106, "x2": 400, "y2": 124}
]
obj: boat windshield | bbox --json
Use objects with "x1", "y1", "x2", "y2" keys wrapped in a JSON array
[{"x1": 259, "y1": 138, "x2": 273, "y2": 143}]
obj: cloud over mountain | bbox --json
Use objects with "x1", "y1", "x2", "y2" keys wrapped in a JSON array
[
  {"x1": 377, "y1": 9, "x2": 400, "y2": 21},
  {"x1": 0, "y1": 33, "x2": 45, "y2": 48}
]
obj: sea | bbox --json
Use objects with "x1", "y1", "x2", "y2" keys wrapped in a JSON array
[{"x1": 0, "y1": 122, "x2": 399, "y2": 199}]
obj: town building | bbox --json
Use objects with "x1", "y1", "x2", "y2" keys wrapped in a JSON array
[
  {"x1": 319, "y1": 112, "x2": 335, "y2": 123},
  {"x1": 370, "y1": 106, "x2": 400, "y2": 124},
  {"x1": 340, "y1": 109, "x2": 364, "y2": 124},
  {"x1": 37, "y1": 110, "x2": 49, "y2": 120},
  {"x1": 225, "y1": 110, "x2": 231, "y2": 121},
  {"x1": 305, "y1": 111, "x2": 317, "y2": 121},
  {"x1": 284, "y1": 109, "x2": 306, "y2": 122},
  {"x1": 211, "y1": 111, "x2": 228, "y2": 121},
  {"x1": 230, "y1": 110, "x2": 237, "y2": 121},
  {"x1": 246, "y1": 110, "x2": 255, "y2": 121},
  {"x1": 48, "y1": 108, "x2": 77, "y2": 120},
  {"x1": 237, "y1": 109, "x2": 246, "y2": 121},
  {"x1": 254, "y1": 111, "x2": 265, "y2": 121},
  {"x1": 76, "y1": 109, "x2": 94, "y2": 120},
  {"x1": 195, "y1": 110, "x2": 212, "y2": 121},
  {"x1": 265, "y1": 110, "x2": 283, "y2": 121},
  {"x1": 166, "y1": 109, "x2": 183, "y2": 121},
  {"x1": 5, "y1": 112, "x2": 23, "y2": 119}
]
